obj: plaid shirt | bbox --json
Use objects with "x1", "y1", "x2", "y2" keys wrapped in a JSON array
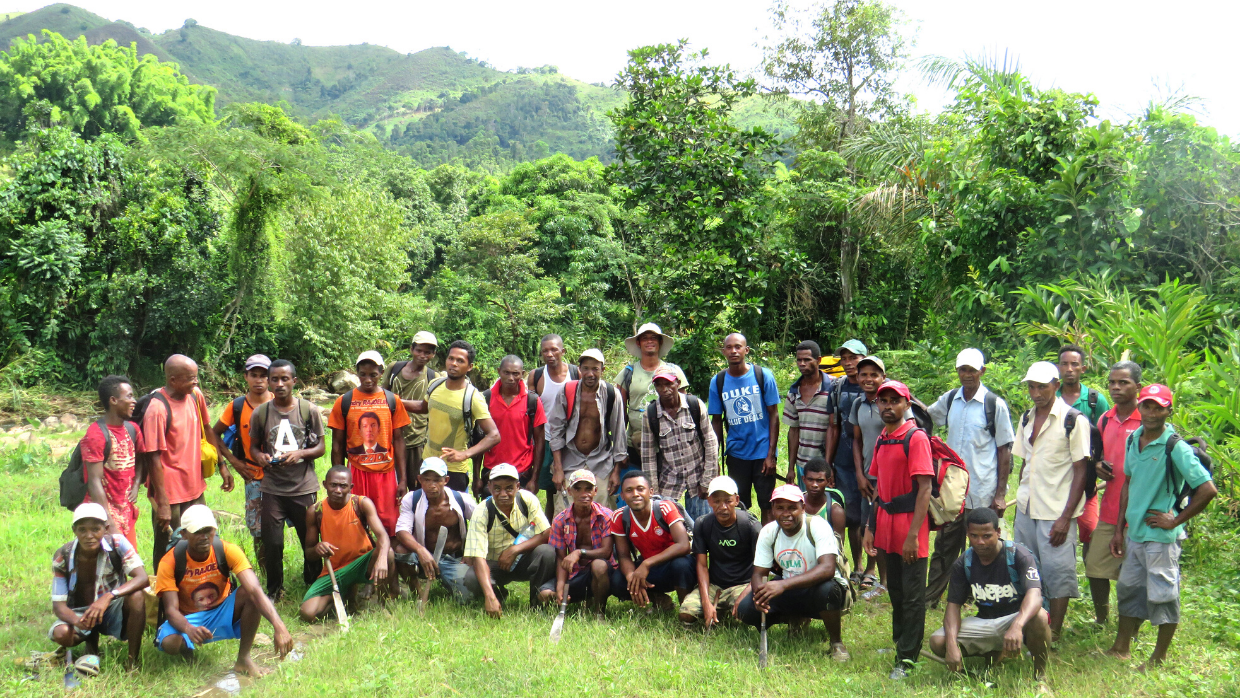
[
  {"x1": 641, "y1": 393, "x2": 719, "y2": 500},
  {"x1": 463, "y1": 490, "x2": 550, "y2": 562},
  {"x1": 549, "y1": 501, "x2": 616, "y2": 576},
  {"x1": 51, "y1": 535, "x2": 143, "y2": 603},
  {"x1": 781, "y1": 372, "x2": 834, "y2": 469}
]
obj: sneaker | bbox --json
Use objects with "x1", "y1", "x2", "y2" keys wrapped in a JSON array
[
  {"x1": 889, "y1": 664, "x2": 909, "y2": 680},
  {"x1": 830, "y1": 643, "x2": 851, "y2": 663}
]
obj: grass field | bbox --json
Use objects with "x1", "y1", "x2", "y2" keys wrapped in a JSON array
[{"x1": 1, "y1": 413, "x2": 1238, "y2": 697}]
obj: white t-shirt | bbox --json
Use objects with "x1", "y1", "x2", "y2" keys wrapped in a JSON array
[
  {"x1": 754, "y1": 514, "x2": 846, "y2": 584},
  {"x1": 538, "y1": 367, "x2": 570, "y2": 421}
]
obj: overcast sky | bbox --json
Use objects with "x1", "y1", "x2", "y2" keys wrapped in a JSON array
[{"x1": 51, "y1": 0, "x2": 1240, "y2": 135}]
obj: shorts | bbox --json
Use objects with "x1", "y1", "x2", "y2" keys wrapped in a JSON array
[
  {"x1": 610, "y1": 555, "x2": 694, "y2": 599},
  {"x1": 1117, "y1": 538, "x2": 1181, "y2": 626},
  {"x1": 833, "y1": 464, "x2": 864, "y2": 527},
  {"x1": 244, "y1": 480, "x2": 263, "y2": 538},
  {"x1": 1078, "y1": 493, "x2": 1100, "y2": 544},
  {"x1": 394, "y1": 552, "x2": 473, "y2": 604},
  {"x1": 49, "y1": 597, "x2": 126, "y2": 642},
  {"x1": 931, "y1": 609, "x2": 1050, "y2": 656},
  {"x1": 303, "y1": 551, "x2": 373, "y2": 600},
  {"x1": 155, "y1": 590, "x2": 242, "y2": 651},
  {"x1": 679, "y1": 583, "x2": 750, "y2": 619},
  {"x1": 1013, "y1": 510, "x2": 1079, "y2": 599},
  {"x1": 537, "y1": 566, "x2": 611, "y2": 602},
  {"x1": 1084, "y1": 521, "x2": 1123, "y2": 580}
]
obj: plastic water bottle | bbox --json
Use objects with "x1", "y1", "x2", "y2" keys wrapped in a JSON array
[{"x1": 508, "y1": 521, "x2": 538, "y2": 571}]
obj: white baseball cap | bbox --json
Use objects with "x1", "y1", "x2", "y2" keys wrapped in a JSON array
[
  {"x1": 956, "y1": 348, "x2": 985, "y2": 371},
  {"x1": 180, "y1": 504, "x2": 219, "y2": 533},
  {"x1": 355, "y1": 350, "x2": 385, "y2": 369},
  {"x1": 420, "y1": 456, "x2": 448, "y2": 477},
  {"x1": 72, "y1": 502, "x2": 109, "y2": 526},
  {"x1": 707, "y1": 476, "x2": 739, "y2": 497},
  {"x1": 489, "y1": 463, "x2": 520, "y2": 481},
  {"x1": 578, "y1": 348, "x2": 606, "y2": 365},
  {"x1": 411, "y1": 331, "x2": 438, "y2": 347},
  {"x1": 1022, "y1": 361, "x2": 1060, "y2": 384}
]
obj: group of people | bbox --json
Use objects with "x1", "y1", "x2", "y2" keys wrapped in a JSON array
[{"x1": 49, "y1": 325, "x2": 1217, "y2": 685}]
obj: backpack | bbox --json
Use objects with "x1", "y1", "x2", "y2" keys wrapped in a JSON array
[
  {"x1": 483, "y1": 493, "x2": 531, "y2": 537},
  {"x1": 619, "y1": 496, "x2": 694, "y2": 550},
  {"x1": 314, "y1": 495, "x2": 375, "y2": 547},
  {"x1": 426, "y1": 377, "x2": 482, "y2": 447},
  {"x1": 873, "y1": 427, "x2": 971, "y2": 530},
  {"x1": 172, "y1": 536, "x2": 232, "y2": 587},
  {"x1": 130, "y1": 388, "x2": 173, "y2": 437},
  {"x1": 963, "y1": 539, "x2": 1031, "y2": 605},
  {"x1": 646, "y1": 394, "x2": 707, "y2": 475},
  {"x1": 531, "y1": 364, "x2": 579, "y2": 393},
  {"x1": 219, "y1": 396, "x2": 247, "y2": 459},
  {"x1": 1021, "y1": 407, "x2": 1101, "y2": 497},
  {"x1": 942, "y1": 388, "x2": 999, "y2": 438},
  {"x1": 480, "y1": 388, "x2": 540, "y2": 446},
  {"x1": 1126, "y1": 432, "x2": 1214, "y2": 515},
  {"x1": 563, "y1": 380, "x2": 619, "y2": 451},
  {"x1": 818, "y1": 355, "x2": 846, "y2": 379},
  {"x1": 250, "y1": 398, "x2": 317, "y2": 454},
  {"x1": 386, "y1": 362, "x2": 437, "y2": 393},
  {"x1": 60, "y1": 420, "x2": 138, "y2": 511}
]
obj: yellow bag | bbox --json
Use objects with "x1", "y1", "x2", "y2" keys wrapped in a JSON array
[
  {"x1": 195, "y1": 389, "x2": 218, "y2": 478},
  {"x1": 819, "y1": 355, "x2": 846, "y2": 378}
]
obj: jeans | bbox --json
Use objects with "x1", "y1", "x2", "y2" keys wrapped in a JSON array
[
  {"x1": 261, "y1": 492, "x2": 320, "y2": 595},
  {"x1": 610, "y1": 555, "x2": 695, "y2": 599}
]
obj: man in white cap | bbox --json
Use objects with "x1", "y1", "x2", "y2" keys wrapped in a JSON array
[
  {"x1": 328, "y1": 350, "x2": 412, "y2": 535},
  {"x1": 383, "y1": 331, "x2": 439, "y2": 487},
  {"x1": 547, "y1": 348, "x2": 627, "y2": 508},
  {"x1": 394, "y1": 456, "x2": 477, "y2": 603},
  {"x1": 212, "y1": 354, "x2": 273, "y2": 578},
  {"x1": 924, "y1": 348, "x2": 1015, "y2": 607},
  {"x1": 153, "y1": 505, "x2": 292, "y2": 676},
  {"x1": 539, "y1": 469, "x2": 616, "y2": 616},
  {"x1": 678, "y1": 475, "x2": 761, "y2": 629},
  {"x1": 615, "y1": 323, "x2": 688, "y2": 473},
  {"x1": 50, "y1": 503, "x2": 148, "y2": 672},
  {"x1": 1011, "y1": 361, "x2": 1091, "y2": 639}
]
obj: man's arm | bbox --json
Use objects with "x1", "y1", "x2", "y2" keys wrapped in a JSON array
[
  {"x1": 84, "y1": 460, "x2": 114, "y2": 534},
  {"x1": 576, "y1": 533, "x2": 614, "y2": 561},
  {"x1": 463, "y1": 418, "x2": 500, "y2": 461},
  {"x1": 393, "y1": 431, "x2": 407, "y2": 496},
  {"x1": 763, "y1": 403, "x2": 779, "y2": 475},
  {"x1": 1110, "y1": 474, "x2": 1131, "y2": 559},
  {"x1": 467, "y1": 555, "x2": 502, "y2": 618},
  {"x1": 748, "y1": 564, "x2": 772, "y2": 613},
  {"x1": 357, "y1": 497, "x2": 391, "y2": 581},
  {"x1": 942, "y1": 602, "x2": 964, "y2": 671},
  {"x1": 1051, "y1": 458, "x2": 1087, "y2": 547},
  {"x1": 146, "y1": 451, "x2": 170, "y2": 530},
  {"x1": 903, "y1": 473, "x2": 933, "y2": 563},
  {"x1": 236, "y1": 568, "x2": 293, "y2": 656},
  {"x1": 330, "y1": 428, "x2": 346, "y2": 467},
  {"x1": 824, "y1": 417, "x2": 840, "y2": 464},
  {"x1": 613, "y1": 533, "x2": 637, "y2": 577},
  {"x1": 853, "y1": 424, "x2": 874, "y2": 499},
  {"x1": 992, "y1": 444, "x2": 1013, "y2": 512},
  {"x1": 527, "y1": 424, "x2": 545, "y2": 493},
  {"x1": 710, "y1": 415, "x2": 725, "y2": 458},
  {"x1": 786, "y1": 426, "x2": 800, "y2": 482}
]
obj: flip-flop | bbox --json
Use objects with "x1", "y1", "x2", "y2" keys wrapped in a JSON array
[
  {"x1": 859, "y1": 573, "x2": 878, "y2": 590},
  {"x1": 73, "y1": 653, "x2": 101, "y2": 677},
  {"x1": 862, "y1": 583, "x2": 887, "y2": 601}
]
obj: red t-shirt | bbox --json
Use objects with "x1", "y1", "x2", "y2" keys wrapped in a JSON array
[
  {"x1": 482, "y1": 380, "x2": 547, "y2": 472},
  {"x1": 81, "y1": 422, "x2": 147, "y2": 546},
  {"x1": 1098, "y1": 407, "x2": 1142, "y2": 526},
  {"x1": 871, "y1": 420, "x2": 934, "y2": 557},
  {"x1": 609, "y1": 500, "x2": 683, "y2": 560}
]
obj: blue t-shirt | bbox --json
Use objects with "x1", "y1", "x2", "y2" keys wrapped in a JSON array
[
  {"x1": 829, "y1": 378, "x2": 865, "y2": 472},
  {"x1": 708, "y1": 364, "x2": 782, "y2": 461}
]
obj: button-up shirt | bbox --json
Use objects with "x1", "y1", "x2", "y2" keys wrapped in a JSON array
[
  {"x1": 546, "y1": 380, "x2": 628, "y2": 484},
  {"x1": 549, "y1": 501, "x2": 616, "y2": 576},
  {"x1": 781, "y1": 371, "x2": 833, "y2": 472},
  {"x1": 640, "y1": 393, "x2": 719, "y2": 500},
  {"x1": 927, "y1": 384, "x2": 1015, "y2": 509},
  {"x1": 463, "y1": 490, "x2": 550, "y2": 562},
  {"x1": 51, "y1": 534, "x2": 143, "y2": 604},
  {"x1": 1013, "y1": 398, "x2": 1091, "y2": 520}
]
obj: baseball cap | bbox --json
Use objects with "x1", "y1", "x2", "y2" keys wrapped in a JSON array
[
  {"x1": 652, "y1": 371, "x2": 680, "y2": 384},
  {"x1": 1138, "y1": 384, "x2": 1173, "y2": 407},
  {"x1": 837, "y1": 339, "x2": 867, "y2": 356},
  {"x1": 355, "y1": 350, "x2": 385, "y2": 369},
  {"x1": 1022, "y1": 361, "x2": 1060, "y2": 384},
  {"x1": 876, "y1": 380, "x2": 912, "y2": 400},
  {"x1": 857, "y1": 355, "x2": 885, "y2": 373},
  {"x1": 770, "y1": 484, "x2": 805, "y2": 504},
  {"x1": 420, "y1": 456, "x2": 448, "y2": 477},
  {"x1": 489, "y1": 463, "x2": 520, "y2": 481},
  {"x1": 411, "y1": 331, "x2": 438, "y2": 347},
  {"x1": 956, "y1": 348, "x2": 985, "y2": 371},
  {"x1": 180, "y1": 504, "x2": 218, "y2": 533},
  {"x1": 244, "y1": 354, "x2": 272, "y2": 372},
  {"x1": 707, "y1": 476, "x2": 738, "y2": 497},
  {"x1": 568, "y1": 469, "x2": 597, "y2": 488},
  {"x1": 579, "y1": 348, "x2": 606, "y2": 365},
  {"x1": 72, "y1": 502, "x2": 109, "y2": 526}
]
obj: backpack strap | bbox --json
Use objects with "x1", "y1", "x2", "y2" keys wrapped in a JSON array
[
  {"x1": 963, "y1": 546, "x2": 974, "y2": 583},
  {"x1": 386, "y1": 361, "x2": 409, "y2": 392},
  {"x1": 1064, "y1": 407, "x2": 1083, "y2": 441},
  {"x1": 297, "y1": 398, "x2": 314, "y2": 448},
  {"x1": 754, "y1": 365, "x2": 766, "y2": 409},
  {"x1": 983, "y1": 391, "x2": 997, "y2": 438},
  {"x1": 340, "y1": 389, "x2": 354, "y2": 423},
  {"x1": 803, "y1": 514, "x2": 816, "y2": 550},
  {"x1": 252, "y1": 401, "x2": 272, "y2": 453},
  {"x1": 602, "y1": 383, "x2": 617, "y2": 450},
  {"x1": 621, "y1": 507, "x2": 632, "y2": 539},
  {"x1": 153, "y1": 389, "x2": 173, "y2": 437},
  {"x1": 1098, "y1": 413, "x2": 1111, "y2": 436},
  {"x1": 647, "y1": 404, "x2": 663, "y2": 472},
  {"x1": 713, "y1": 371, "x2": 726, "y2": 411},
  {"x1": 619, "y1": 365, "x2": 633, "y2": 394},
  {"x1": 427, "y1": 377, "x2": 449, "y2": 397},
  {"x1": 231, "y1": 396, "x2": 245, "y2": 430},
  {"x1": 121, "y1": 421, "x2": 138, "y2": 455},
  {"x1": 652, "y1": 498, "x2": 668, "y2": 532},
  {"x1": 569, "y1": 364, "x2": 580, "y2": 380},
  {"x1": 1163, "y1": 434, "x2": 1183, "y2": 498},
  {"x1": 384, "y1": 389, "x2": 397, "y2": 416},
  {"x1": 532, "y1": 366, "x2": 544, "y2": 392},
  {"x1": 95, "y1": 418, "x2": 115, "y2": 464},
  {"x1": 213, "y1": 537, "x2": 229, "y2": 581},
  {"x1": 485, "y1": 497, "x2": 522, "y2": 538},
  {"x1": 1003, "y1": 539, "x2": 1020, "y2": 591},
  {"x1": 564, "y1": 380, "x2": 579, "y2": 421},
  {"x1": 1087, "y1": 388, "x2": 1098, "y2": 417},
  {"x1": 173, "y1": 539, "x2": 189, "y2": 587},
  {"x1": 944, "y1": 388, "x2": 960, "y2": 431},
  {"x1": 462, "y1": 383, "x2": 476, "y2": 436},
  {"x1": 352, "y1": 495, "x2": 376, "y2": 547},
  {"x1": 526, "y1": 392, "x2": 538, "y2": 445},
  {"x1": 687, "y1": 395, "x2": 705, "y2": 452}
]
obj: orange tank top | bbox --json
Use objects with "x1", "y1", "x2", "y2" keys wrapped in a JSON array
[{"x1": 318, "y1": 496, "x2": 374, "y2": 577}]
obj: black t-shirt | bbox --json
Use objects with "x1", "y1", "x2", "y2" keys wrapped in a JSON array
[
  {"x1": 692, "y1": 512, "x2": 762, "y2": 588},
  {"x1": 947, "y1": 541, "x2": 1042, "y2": 619},
  {"x1": 829, "y1": 379, "x2": 865, "y2": 471}
]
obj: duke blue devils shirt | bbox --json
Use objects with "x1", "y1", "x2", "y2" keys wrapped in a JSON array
[
  {"x1": 708, "y1": 364, "x2": 782, "y2": 460},
  {"x1": 947, "y1": 541, "x2": 1042, "y2": 619}
]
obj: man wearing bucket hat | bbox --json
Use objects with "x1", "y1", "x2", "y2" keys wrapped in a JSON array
[
  {"x1": 547, "y1": 348, "x2": 628, "y2": 509},
  {"x1": 615, "y1": 323, "x2": 688, "y2": 472},
  {"x1": 383, "y1": 331, "x2": 440, "y2": 486}
]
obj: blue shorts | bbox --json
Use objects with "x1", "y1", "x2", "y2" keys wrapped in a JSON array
[{"x1": 155, "y1": 589, "x2": 243, "y2": 651}]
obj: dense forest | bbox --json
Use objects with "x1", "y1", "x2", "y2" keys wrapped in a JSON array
[{"x1": 0, "y1": 2, "x2": 1238, "y2": 487}]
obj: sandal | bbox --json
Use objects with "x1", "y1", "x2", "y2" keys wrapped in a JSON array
[
  {"x1": 862, "y1": 583, "x2": 887, "y2": 601},
  {"x1": 74, "y1": 653, "x2": 101, "y2": 677},
  {"x1": 859, "y1": 573, "x2": 878, "y2": 590}
]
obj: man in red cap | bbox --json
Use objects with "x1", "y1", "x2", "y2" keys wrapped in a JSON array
[
  {"x1": 862, "y1": 380, "x2": 934, "y2": 680},
  {"x1": 1106, "y1": 384, "x2": 1216, "y2": 670}
]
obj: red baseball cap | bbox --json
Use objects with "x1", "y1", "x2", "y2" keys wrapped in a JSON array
[
  {"x1": 876, "y1": 379, "x2": 912, "y2": 400},
  {"x1": 770, "y1": 484, "x2": 805, "y2": 504},
  {"x1": 1138, "y1": 384, "x2": 1173, "y2": 407},
  {"x1": 652, "y1": 371, "x2": 680, "y2": 384}
]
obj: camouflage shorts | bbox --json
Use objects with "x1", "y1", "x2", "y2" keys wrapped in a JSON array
[
  {"x1": 679, "y1": 583, "x2": 750, "y2": 621},
  {"x1": 244, "y1": 480, "x2": 262, "y2": 537}
]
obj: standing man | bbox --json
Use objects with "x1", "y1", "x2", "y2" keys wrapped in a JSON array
[
  {"x1": 547, "y1": 348, "x2": 627, "y2": 508},
  {"x1": 248, "y1": 360, "x2": 326, "y2": 601},
  {"x1": 641, "y1": 371, "x2": 718, "y2": 521},
  {"x1": 862, "y1": 380, "x2": 934, "y2": 680},
  {"x1": 142, "y1": 355, "x2": 238, "y2": 568},
  {"x1": 529, "y1": 334, "x2": 579, "y2": 521},
  {"x1": 213, "y1": 355, "x2": 273, "y2": 574},
  {"x1": 1012, "y1": 361, "x2": 1091, "y2": 639},
  {"x1": 924, "y1": 348, "x2": 1016, "y2": 607},
  {"x1": 823, "y1": 340, "x2": 867, "y2": 578},
  {"x1": 393, "y1": 457, "x2": 476, "y2": 603},
  {"x1": 708, "y1": 333, "x2": 781, "y2": 523},
  {"x1": 616, "y1": 323, "x2": 688, "y2": 473},
  {"x1": 383, "y1": 331, "x2": 438, "y2": 488},
  {"x1": 1085, "y1": 361, "x2": 1143, "y2": 626},
  {"x1": 607, "y1": 471, "x2": 694, "y2": 611},
  {"x1": 1057, "y1": 344, "x2": 1110, "y2": 570},
  {"x1": 82, "y1": 375, "x2": 145, "y2": 547},
  {"x1": 783, "y1": 340, "x2": 834, "y2": 487},
  {"x1": 679, "y1": 476, "x2": 761, "y2": 629},
  {"x1": 1106, "y1": 384, "x2": 1216, "y2": 669},
  {"x1": 478, "y1": 355, "x2": 547, "y2": 498},
  {"x1": 538, "y1": 469, "x2": 616, "y2": 617},
  {"x1": 409, "y1": 340, "x2": 500, "y2": 494},
  {"x1": 328, "y1": 351, "x2": 411, "y2": 535}
]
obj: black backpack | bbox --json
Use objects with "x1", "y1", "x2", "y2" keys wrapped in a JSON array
[
  {"x1": 483, "y1": 493, "x2": 531, "y2": 536},
  {"x1": 1021, "y1": 406, "x2": 1101, "y2": 496},
  {"x1": 646, "y1": 394, "x2": 707, "y2": 475},
  {"x1": 531, "y1": 364, "x2": 579, "y2": 393},
  {"x1": 60, "y1": 420, "x2": 139, "y2": 511},
  {"x1": 942, "y1": 388, "x2": 999, "y2": 437},
  {"x1": 619, "y1": 496, "x2": 693, "y2": 550},
  {"x1": 480, "y1": 388, "x2": 540, "y2": 446},
  {"x1": 130, "y1": 388, "x2": 173, "y2": 438},
  {"x1": 171, "y1": 536, "x2": 232, "y2": 587},
  {"x1": 386, "y1": 361, "x2": 437, "y2": 393},
  {"x1": 1126, "y1": 432, "x2": 1214, "y2": 514}
]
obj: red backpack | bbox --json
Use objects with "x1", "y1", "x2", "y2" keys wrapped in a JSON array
[{"x1": 874, "y1": 428, "x2": 971, "y2": 531}]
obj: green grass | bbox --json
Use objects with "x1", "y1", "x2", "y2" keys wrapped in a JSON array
[{"x1": 1, "y1": 408, "x2": 1238, "y2": 696}]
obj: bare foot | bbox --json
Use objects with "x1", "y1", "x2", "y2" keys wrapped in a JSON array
[
  {"x1": 1136, "y1": 657, "x2": 1163, "y2": 673},
  {"x1": 1103, "y1": 648, "x2": 1131, "y2": 660},
  {"x1": 235, "y1": 657, "x2": 271, "y2": 677}
]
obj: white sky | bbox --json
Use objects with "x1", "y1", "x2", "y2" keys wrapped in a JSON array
[{"x1": 39, "y1": 0, "x2": 1240, "y2": 136}]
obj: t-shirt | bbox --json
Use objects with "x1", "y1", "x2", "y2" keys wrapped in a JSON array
[
  {"x1": 482, "y1": 380, "x2": 548, "y2": 472},
  {"x1": 849, "y1": 395, "x2": 914, "y2": 473},
  {"x1": 250, "y1": 399, "x2": 325, "y2": 496},
  {"x1": 618, "y1": 362, "x2": 689, "y2": 448},
  {"x1": 327, "y1": 390, "x2": 412, "y2": 474},
  {"x1": 383, "y1": 363, "x2": 432, "y2": 448},
  {"x1": 753, "y1": 514, "x2": 845, "y2": 584},
  {"x1": 423, "y1": 382, "x2": 491, "y2": 474},
  {"x1": 1123, "y1": 425, "x2": 1213, "y2": 544},
  {"x1": 692, "y1": 513, "x2": 762, "y2": 588},
  {"x1": 154, "y1": 540, "x2": 252, "y2": 613},
  {"x1": 707, "y1": 364, "x2": 781, "y2": 461},
  {"x1": 609, "y1": 500, "x2": 684, "y2": 561},
  {"x1": 140, "y1": 388, "x2": 206, "y2": 505},
  {"x1": 870, "y1": 420, "x2": 935, "y2": 557},
  {"x1": 80, "y1": 422, "x2": 146, "y2": 545},
  {"x1": 828, "y1": 379, "x2": 865, "y2": 472},
  {"x1": 218, "y1": 397, "x2": 265, "y2": 480},
  {"x1": 1098, "y1": 407, "x2": 1142, "y2": 526},
  {"x1": 1059, "y1": 385, "x2": 1110, "y2": 425},
  {"x1": 946, "y1": 542, "x2": 1042, "y2": 619}
]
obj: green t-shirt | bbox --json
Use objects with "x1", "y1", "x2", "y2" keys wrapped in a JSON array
[
  {"x1": 616, "y1": 361, "x2": 688, "y2": 448},
  {"x1": 1123, "y1": 425, "x2": 1212, "y2": 544},
  {"x1": 382, "y1": 363, "x2": 432, "y2": 447},
  {"x1": 1058, "y1": 385, "x2": 1110, "y2": 426}
]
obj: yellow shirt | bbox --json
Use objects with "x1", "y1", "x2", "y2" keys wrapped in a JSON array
[
  {"x1": 1013, "y1": 398, "x2": 1091, "y2": 520},
  {"x1": 463, "y1": 491, "x2": 550, "y2": 561},
  {"x1": 424, "y1": 381, "x2": 491, "y2": 473}
]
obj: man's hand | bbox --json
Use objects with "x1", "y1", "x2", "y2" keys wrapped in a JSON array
[
  {"x1": 990, "y1": 493, "x2": 1007, "y2": 516},
  {"x1": 1110, "y1": 528, "x2": 1126, "y2": 559},
  {"x1": 371, "y1": 554, "x2": 389, "y2": 581},
  {"x1": 156, "y1": 503, "x2": 172, "y2": 532},
  {"x1": 560, "y1": 550, "x2": 582, "y2": 574},
  {"x1": 762, "y1": 455, "x2": 777, "y2": 476},
  {"x1": 497, "y1": 546, "x2": 518, "y2": 572},
  {"x1": 396, "y1": 482, "x2": 408, "y2": 501},
  {"x1": 127, "y1": 479, "x2": 142, "y2": 504},
  {"x1": 556, "y1": 583, "x2": 567, "y2": 605},
  {"x1": 697, "y1": 485, "x2": 708, "y2": 499},
  {"x1": 945, "y1": 643, "x2": 963, "y2": 672},
  {"x1": 1097, "y1": 460, "x2": 1115, "y2": 482},
  {"x1": 1144, "y1": 510, "x2": 1178, "y2": 530},
  {"x1": 440, "y1": 447, "x2": 468, "y2": 464},
  {"x1": 314, "y1": 541, "x2": 338, "y2": 559},
  {"x1": 862, "y1": 529, "x2": 877, "y2": 558},
  {"x1": 552, "y1": 469, "x2": 566, "y2": 493},
  {"x1": 483, "y1": 592, "x2": 503, "y2": 618},
  {"x1": 523, "y1": 481, "x2": 539, "y2": 495},
  {"x1": 1003, "y1": 619, "x2": 1025, "y2": 654},
  {"x1": 418, "y1": 547, "x2": 440, "y2": 580},
  {"x1": 732, "y1": 585, "x2": 752, "y2": 618},
  {"x1": 1049, "y1": 516, "x2": 1071, "y2": 547},
  {"x1": 219, "y1": 466, "x2": 235, "y2": 492},
  {"x1": 702, "y1": 597, "x2": 718, "y2": 628},
  {"x1": 273, "y1": 624, "x2": 293, "y2": 658},
  {"x1": 753, "y1": 579, "x2": 786, "y2": 612},
  {"x1": 607, "y1": 468, "x2": 620, "y2": 496},
  {"x1": 79, "y1": 593, "x2": 112, "y2": 630},
  {"x1": 472, "y1": 477, "x2": 485, "y2": 499},
  {"x1": 857, "y1": 475, "x2": 875, "y2": 501},
  {"x1": 627, "y1": 563, "x2": 653, "y2": 606},
  {"x1": 187, "y1": 625, "x2": 214, "y2": 645},
  {"x1": 902, "y1": 533, "x2": 919, "y2": 564},
  {"x1": 252, "y1": 451, "x2": 272, "y2": 468}
]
